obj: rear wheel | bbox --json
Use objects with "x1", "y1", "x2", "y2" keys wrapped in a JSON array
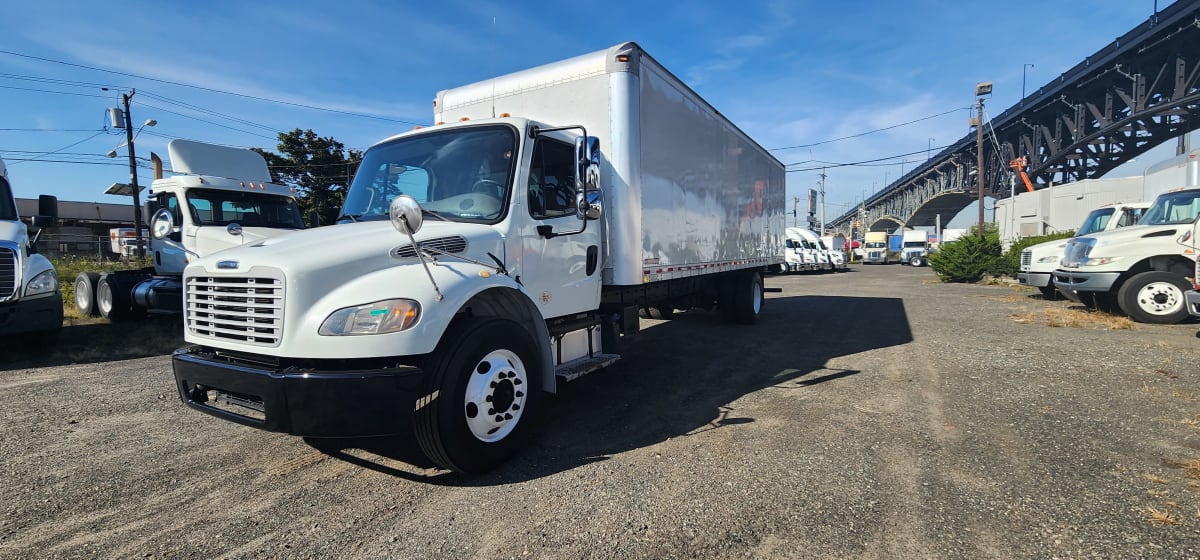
[
  {"x1": 74, "y1": 272, "x2": 100, "y2": 316},
  {"x1": 1117, "y1": 271, "x2": 1190, "y2": 324},
  {"x1": 415, "y1": 318, "x2": 543, "y2": 474},
  {"x1": 96, "y1": 272, "x2": 145, "y2": 321},
  {"x1": 722, "y1": 271, "x2": 763, "y2": 325}
]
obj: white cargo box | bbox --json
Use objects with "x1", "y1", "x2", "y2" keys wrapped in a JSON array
[{"x1": 435, "y1": 42, "x2": 785, "y2": 286}]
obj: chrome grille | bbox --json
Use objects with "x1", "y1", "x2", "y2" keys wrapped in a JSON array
[
  {"x1": 1020, "y1": 249, "x2": 1032, "y2": 268},
  {"x1": 391, "y1": 236, "x2": 468, "y2": 258},
  {"x1": 0, "y1": 246, "x2": 15, "y2": 301},
  {"x1": 186, "y1": 271, "x2": 284, "y2": 346}
]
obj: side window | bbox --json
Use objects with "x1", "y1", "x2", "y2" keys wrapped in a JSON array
[
  {"x1": 528, "y1": 138, "x2": 576, "y2": 219},
  {"x1": 159, "y1": 193, "x2": 183, "y2": 242}
]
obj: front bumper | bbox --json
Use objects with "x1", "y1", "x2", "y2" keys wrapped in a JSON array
[
  {"x1": 1017, "y1": 271, "x2": 1051, "y2": 288},
  {"x1": 1187, "y1": 289, "x2": 1200, "y2": 319},
  {"x1": 1053, "y1": 269, "x2": 1121, "y2": 295},
  {"x1": 0, "y1": 292, "x2": 63, "y2": 336},
  {"x1": 172, "y1": 346, "x2": 425, "y2": 437}
]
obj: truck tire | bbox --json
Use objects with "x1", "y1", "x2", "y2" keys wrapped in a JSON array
[
  {"x1": 909, "y1": 255, "x2": 924, "y2": 267},
  {"x1": 726, "y1": 271, "x2": 763, "y2": 325},
  {"x1": 74, "y1": 272, "x2": 100, "y2": 316},
  {"x1": 96, "y1": 272, "x2": 144, "y2": 321},
  {"x1": 415, "y1": 318, "x2": 543, "y2": 474},
  {"x1": 1117, "y1": 271, "x2": 1191, "y2": 324}
]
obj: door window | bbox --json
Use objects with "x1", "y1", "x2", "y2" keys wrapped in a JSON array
[{"x1": 528, "y1": 138, "x2": 576, "y2": 219}]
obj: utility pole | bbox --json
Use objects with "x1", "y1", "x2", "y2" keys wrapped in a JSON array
[
  {"x1": 792, "y1": 196, "x2": 799, "y2": 227},
  {"x1": 975, "y1": 82, "x2": 992, "y2": 234},
  {"x1": 121, "y1": 90, "x2": 145, "y2": 259},
  {"x1": 818, "y1": 168, "x2": 827, "y2": 236}
]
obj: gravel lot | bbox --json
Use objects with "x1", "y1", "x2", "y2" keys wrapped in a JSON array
[{"x1": 1, "y1": 264, "x2": 1199, "y2": 559}]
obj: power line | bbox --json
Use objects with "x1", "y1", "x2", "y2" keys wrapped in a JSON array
[
  {"x1": 769, "y1": 106, "x2": 971, "y2": 151},
  {"x1": 0, "y1": 128, "x2": 105, "y2": 132},
  {"x1": 0, "y1": 83, "x2": 110, "y2": 99},
  {"x1": 0, "y1": 48, "x2": 425, "y2": 125},
  {"x1": 136, "y1": 102, "x2": 278, "y2": 140},
  {"x1": 140, "y1": 90, "x2": 279, "y2": 132},
  {"x1": 7, "y1": 131, "x2": 106, "y2": 165},
  {"x1": 785, "y1": 143, "x2": 955, "y2": 172}
]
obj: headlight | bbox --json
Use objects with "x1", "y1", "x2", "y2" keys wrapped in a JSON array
[
  {"x1": 25, "y1": 270, "x2": 59, "y2": 297},
  {"x1": 1035, "y1": 255, "x2": 1059, "y2": 264},
  {"x1": 319, "y1": 299, "x2": 421, "y2": 336},
  {"x1": 1082, "y1": 256, "x2": 1121, "y2": 266}
]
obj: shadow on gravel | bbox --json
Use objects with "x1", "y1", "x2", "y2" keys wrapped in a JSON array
[
  {"x1": 0, "y1": 316, "x2": 183, "y2": 370},
  {"x1": 309, "y1": 293, "x2": 911, "y2": 485}
]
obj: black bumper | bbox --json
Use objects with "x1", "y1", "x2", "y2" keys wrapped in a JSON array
[
  {"x1": 0, "y1": 293, "x2": 63, "y2": 336},
  {"x1": 172, "y1": 347, "x2": 425, "y2": 437}
]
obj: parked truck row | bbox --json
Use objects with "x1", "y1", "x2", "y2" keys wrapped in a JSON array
[{"x1": 780, "y1": 227, "x2": 847, "y2": 273}]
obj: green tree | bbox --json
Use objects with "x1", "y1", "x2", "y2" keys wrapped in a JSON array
[{"x1": 254, "y1": 129, "x2": 362, "y2": 227}]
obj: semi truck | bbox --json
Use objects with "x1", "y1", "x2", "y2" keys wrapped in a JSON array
[
  {"x1": 863, "y1": 231, "x2": 890, "y2": 264},
  {"x1": 1018, "y1": 202, "x2": 1148, "y2": 299},
  {"x1": 73, "y1": 140, "x2": 305, "y2": 321},
  {"x1": 0, "y1": 156, "x2": 62, "y2": 346},
  {"x1": 1053, "y1": 186, "x2": 1200, "y2": 323},
  {"x1": 900, "y1": 229, "x2": 930, "y2": 267},
  {"x1": 171, "y1": 42, "x2": 786, "y2": 474},
  {"x1": 1185, "y1": 217, "x2": 1200, "y2": 321}
]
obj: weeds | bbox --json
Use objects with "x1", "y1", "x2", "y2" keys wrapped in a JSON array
[
  {"x1": 1010, "y1": 308, "x2": 1135, "y2": 330},
  {"x1": 1145, "y1": 506, "x2": 1181, "y2": 526}
]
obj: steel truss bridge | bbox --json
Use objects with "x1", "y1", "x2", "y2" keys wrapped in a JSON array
[{"x1": 827, "y1": 0, "x2": 1200, "y2": 235}]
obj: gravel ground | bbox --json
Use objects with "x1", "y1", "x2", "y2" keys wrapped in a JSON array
[{"x1": 1, "y1": 263, "x2": 1198, "y2": 559}]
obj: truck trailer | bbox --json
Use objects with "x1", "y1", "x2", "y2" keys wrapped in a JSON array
[{"x1": 172, "y1": 42, "x2": 786, "y2": 473}]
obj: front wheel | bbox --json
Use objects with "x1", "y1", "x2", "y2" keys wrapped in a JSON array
[
  {"x1": 1117, "y1": 271, "x2": 1191, "y2": 324},
  {"x1": 909, "y1": 255, "x2": 924, "y2": 267},
  {"x1": 415, "y1": 318, "x2": 543, "y2": 474}
]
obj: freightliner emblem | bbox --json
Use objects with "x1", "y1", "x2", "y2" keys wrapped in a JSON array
[{"x1": 217, "y1": 260, "x2": 239, "y2": 269}]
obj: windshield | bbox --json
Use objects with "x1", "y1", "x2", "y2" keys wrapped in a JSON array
[
  {"x1": 185, "y1": 188, "x2": 304, "y2": 228},
  {"x1": 0, "y1": 177, "x2": 15, "y2": 221},
  {"x1": 903, "y1": 241, "x2": 925, "y2": 247},
  {"x1": 1076, "y1": 208, "x2": 1114, "y2": 236},
  {"x1": 865, "y1": 242, "x2": 886, "y2": 248},
  {"x1": 341, "y1": 125, "x2": 517, "y2": 224},
  {"x1": 1140, "y1": 191, "x2": 1200, "y2": 226}
]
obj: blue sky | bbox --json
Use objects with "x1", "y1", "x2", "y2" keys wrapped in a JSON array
[{"x1": 0, "y1": 0, "x2": 1185, "y2": 227}]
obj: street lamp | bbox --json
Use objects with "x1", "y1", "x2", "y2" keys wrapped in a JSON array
[
  {"x1": 974, "y1": 81, "x2": 993, "y2": 233},
  {"x1": 1021, "y1": 63, "x2": 1034, "y2": 104}
]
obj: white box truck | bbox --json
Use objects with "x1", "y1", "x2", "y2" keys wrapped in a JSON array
[
  {"x1": 0, "y1": 157, "x2": 62, "y2": 346},
  {"x1": 900, "y1": 229, "x2": 930, "y2": 266},
  {"x1": 171, "y1": 42, "x2": 786, "y2": 473},
  {"x1": 1018, "y1": 201, "x2": 1149, "y2": 299},
  {"x1": 73, "y1": 140, "x2": 305, "y2": 321},
  {"x1": 1184, "y1": 217, "x2": 1200, "y2": 320}
]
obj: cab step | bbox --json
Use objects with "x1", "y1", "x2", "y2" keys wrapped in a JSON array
[{"x1": 555, "y1": 353, "x2": 621, "y2": 382}]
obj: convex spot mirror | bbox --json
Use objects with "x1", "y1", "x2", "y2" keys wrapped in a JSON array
[{"x1": 389, "y1": 194, "x2": 424, "y2": 235}]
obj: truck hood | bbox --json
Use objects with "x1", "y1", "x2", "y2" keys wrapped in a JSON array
[
  {"x1": 1073, "y1": 224, "x2": 1182, "y2": 252},
  {"x1": 188, "y1": 220, "x2": 505, "y2": 277},
  {"x1": 1024, "y1": 238, "x2": 1069, "y2": 257},
  {"x1": 0, "y1": 220, "x2": 27, "y2": 245}
]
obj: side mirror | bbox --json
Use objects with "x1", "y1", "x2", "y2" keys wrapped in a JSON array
[
  {"x1": 33, "y1": 194, "x2": 58, "y2": 227},
  {"x1": 151, "y1": 208, "x2": 177, "y2": 240},
  {"x1": 575, "y1": 136, "x2": 602, "y2": 220}
]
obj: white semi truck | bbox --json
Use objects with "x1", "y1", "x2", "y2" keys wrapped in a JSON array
[
  {"x1": 171, "y1": 42, "x2": 786, "y2": 473},
  {"x1": 1018, "y1": 202, "x2": 1149, "y2": 299},
  {"x1": 1053, "y1": 186, "x2": 1200, "y2": 323},
  {"x1": 783, "y1": 227, "x2": 823, "y2": 272},
  {"x1": 1185, "y1": 217, "x2": 1200, "y2": 321},
  {"x1": 74, "y1": 140, "x2": 305, "y2": 321},
  {"x1": 0, "y1": 157, "x2": 62, "y2": 346},
  {"x1": 900, "y1": 229, "x2": 930, "y2": 267}
]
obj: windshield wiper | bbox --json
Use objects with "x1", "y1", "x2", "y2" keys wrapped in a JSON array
[
  {"x1": 422, "y1": 208, "x2": 449, "y2": 221},
  {"x1": 337, "y1": 213, "x2": 362, "y2": 223}
]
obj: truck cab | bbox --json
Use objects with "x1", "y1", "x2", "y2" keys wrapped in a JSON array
[
  {"x1": 1019, "y1": 202, "x2": 1148, "y2": 299},
  {"x1": 0, "y1": 157, "x2": 62, "y2": 346},
  {"x1": 1054, "y1": 188, "x2": 1200, "y2": 323},
  {"x1": 863, "y1": 232, "x2": 890, "y2": 264},
  {"x1": 73, "y1": 140, "x2": 304, "y2": 320},
  {"x1": 900, "y1": 229, "x2": 930, "y2": 266}
]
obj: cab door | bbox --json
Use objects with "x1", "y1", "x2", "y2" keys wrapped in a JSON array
[{"x1": 517, "y1": 134, "x2": 602, "y2": 319}]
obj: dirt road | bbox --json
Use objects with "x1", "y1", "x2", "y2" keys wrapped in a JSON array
[{"x1": 1, "y1": 264, "x2": 1198, "y2": 559}]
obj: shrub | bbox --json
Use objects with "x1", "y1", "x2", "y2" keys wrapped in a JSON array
[
  {"x1": 996, "y1": 231, "x2": 1076, "y2": 277},
  {"x1": 928, "y1": 225, "x2": 1002, "y2": 283}
]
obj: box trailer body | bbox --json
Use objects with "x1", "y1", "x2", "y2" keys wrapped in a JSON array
[
  {"x1": 171, "y1": 42, "x2": 785, "y2": 473},
  {"x1": 900, "y1": 229, "x2": 930, "y2": 266},
  {"x1": 0, "y1": 157, "x2": 62, "y2": 345}
]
